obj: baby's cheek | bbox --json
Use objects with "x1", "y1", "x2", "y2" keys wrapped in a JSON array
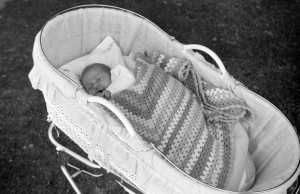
[
  {"x1": 89, "y1": 88, "x2": 96, "y2": 95},
  {"x1": 84, "y1": 86, "x2": 93, "y2": 95}
]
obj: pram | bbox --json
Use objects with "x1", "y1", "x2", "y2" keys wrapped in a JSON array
[{"x1": 29, "y1": 4, "x2": 300, "y2": 194}]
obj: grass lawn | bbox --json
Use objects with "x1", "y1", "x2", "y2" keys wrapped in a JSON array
[{"x1": 0, "y1": 0, "x2": 299, "y2": 193}]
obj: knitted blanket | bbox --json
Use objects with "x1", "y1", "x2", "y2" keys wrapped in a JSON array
[{"x1": 110, "y1": 51, "x2": 250, "y2": 189}]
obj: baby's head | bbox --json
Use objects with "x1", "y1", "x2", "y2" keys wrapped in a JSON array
[{"x1": 81, "y1": 63, "x2": 111, "y2": 95}]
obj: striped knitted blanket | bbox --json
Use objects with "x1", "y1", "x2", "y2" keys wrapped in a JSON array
[{"x1": 110, "y1": 51, "x2": 250, "y2": 188}]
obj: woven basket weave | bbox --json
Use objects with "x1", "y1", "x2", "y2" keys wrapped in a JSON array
[{"x1": 29, "y1": 5, "x2": 300, "y2": 194}]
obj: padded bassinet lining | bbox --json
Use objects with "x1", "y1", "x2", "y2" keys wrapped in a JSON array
[
  {"x1": 37, "y1": 6, "x2": 300, "y2": 193},
  {"x1": 41, "y1": 7, "x2": 182, "y2": 69}
]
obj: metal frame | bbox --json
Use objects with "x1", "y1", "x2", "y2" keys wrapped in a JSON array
[{"x1": 48, "y1": 122, "x2": 143, "y2": 194}]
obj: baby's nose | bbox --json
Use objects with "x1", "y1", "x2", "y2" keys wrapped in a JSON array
[{"x1": 95, "y1": 83, "x2": 104, "y2": 91}]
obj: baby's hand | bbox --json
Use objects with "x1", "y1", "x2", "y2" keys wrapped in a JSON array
[{"x1": 95, "y1": 90, "x2": 111, "y2": 100}]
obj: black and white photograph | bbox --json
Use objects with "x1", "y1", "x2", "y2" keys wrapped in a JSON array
[{"x1": 1, "y1": 0, "x2": 299, "y2": 193}]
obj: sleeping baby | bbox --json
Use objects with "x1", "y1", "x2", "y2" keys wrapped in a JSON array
[
  {"x1": 80, "y1": 51, "x2": 255, "y2": 192},
  {"x1": 80, "y1": 62, "x2": 135, "y2": 100}
]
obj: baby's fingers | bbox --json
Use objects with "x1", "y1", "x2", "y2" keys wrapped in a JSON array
[{"x1": 103, "y1": 91, "x2": 111, "y2": 100}]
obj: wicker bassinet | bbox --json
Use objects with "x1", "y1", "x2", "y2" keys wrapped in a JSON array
[{"x1": 29, "y1": 5, "x2": 300, "y2": 194}]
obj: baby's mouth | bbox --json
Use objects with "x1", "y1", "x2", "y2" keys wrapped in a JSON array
[{"x1": 96, "y1": 89, "x2": 104, "y2": 94}]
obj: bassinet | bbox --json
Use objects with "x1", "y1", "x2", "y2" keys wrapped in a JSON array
[{"x1": 29, "y1": 5, "x2": 300, "y2": 194}]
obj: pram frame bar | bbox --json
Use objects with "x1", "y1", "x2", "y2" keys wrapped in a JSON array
[
  {"x1": 48, "y1": 122, "x2": 144, "y2": 194},
  {"x1": 87, "y1": 96, "x2": 136, "y2": 137}
]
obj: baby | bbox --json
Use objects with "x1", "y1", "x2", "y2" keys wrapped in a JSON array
[{"x1": 81, "y1": 63, "x2": 135, "y2": 100}]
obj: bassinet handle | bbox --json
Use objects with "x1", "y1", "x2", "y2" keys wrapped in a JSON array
[
  {"x1": 87, "y1": 96, "x2": 137, "y2": 137},
  {"x1": 182, "y1": 44, "x2": 227, "y2": 78}
]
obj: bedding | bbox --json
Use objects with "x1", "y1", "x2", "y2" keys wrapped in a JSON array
[{"x1": 109, "y1": 51, "x2": 251, "y2": 189}]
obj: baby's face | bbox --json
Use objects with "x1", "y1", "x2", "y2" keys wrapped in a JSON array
[{"x1": 81, "y1": 65, "x2": 111, "y2": 95}]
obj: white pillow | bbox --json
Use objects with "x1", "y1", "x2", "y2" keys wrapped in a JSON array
[{"x1": 59, "y1": 36, "x2": 125, "y2": 84}]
